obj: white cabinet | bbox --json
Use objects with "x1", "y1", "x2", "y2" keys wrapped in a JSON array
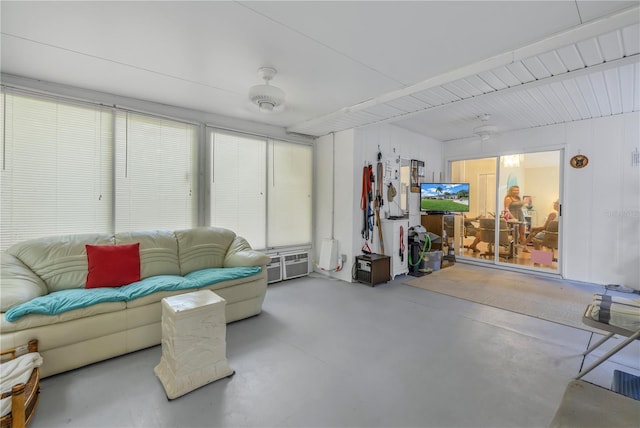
[{"x1": 381, "y1": 218, "x2": 410, "y2": 279}]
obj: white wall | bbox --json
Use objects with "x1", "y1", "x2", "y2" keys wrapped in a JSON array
[
  {"x1": 444, "y1": 112, "x2": 640, "y2": 289},
  {"x1": 313, "y1": 124, "x2": 442, "y2": 282},
  {"x1": 313, "y1": 130, "x2": 357, "y2": 282}
]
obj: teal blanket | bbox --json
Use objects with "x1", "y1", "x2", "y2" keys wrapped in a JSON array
[{"x1": 5, "y1": 266, "x2": 262, "y2": 322}]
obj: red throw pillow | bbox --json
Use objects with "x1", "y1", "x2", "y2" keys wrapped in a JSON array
[{"x1": 86, "y1": 243, "x2": 141, "y2": 289}]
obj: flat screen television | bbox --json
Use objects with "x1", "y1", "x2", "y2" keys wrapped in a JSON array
[{"x1": 420, "y1": 182, "x2": 470, "y2": 213}]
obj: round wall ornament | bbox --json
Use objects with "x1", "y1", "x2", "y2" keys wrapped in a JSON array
[{"x1": 570, "y1": 154, "x2": 589, "y2": 169}]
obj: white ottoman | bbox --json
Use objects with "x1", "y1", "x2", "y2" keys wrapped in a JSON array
[{"x1": 154, "y1": 290, "x2": 234, "y2": 399}]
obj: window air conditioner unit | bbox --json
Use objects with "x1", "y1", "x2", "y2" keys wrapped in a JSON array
[
  {"x1": 282, "y1": 252, "x2": 309, "y2": 280},
  {"x1": 266, "y1": 255, "x2": 282, "y2": 284}
]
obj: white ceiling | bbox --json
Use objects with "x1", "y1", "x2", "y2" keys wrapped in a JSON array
[{"x1": 1, "y1": 1, "x2": 639, "y2": 142}]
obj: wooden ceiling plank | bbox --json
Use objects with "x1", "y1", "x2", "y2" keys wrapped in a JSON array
[
  {"x1": 514, "y1": 90, "x2": 554, "y2": 126},
  {"x1": 556, "y1": 45, "x2": 586, "y2": 71},
  {"x1": 522, "y1": 57, "x2": 552, "y2": 80},
  {"x1": 494, "y1": 94, "x2": 539, "y2": 128},
  {"x1": 576, "y1": 38, "x2": 605, "y2": 67},
  {"x1": 442, "y1": 80, "x2": 482, "y2": 99},
  {"x1": 386, "y1": 96, "x2": 431, "y2": 113},
  {"x1": 429, "y1": 86, "x2": 462, "y2": 104},
  {"x1": 464, "y1": 75, "x2": 496, "y2": 94},
  {"x1": 525, "y1": 87, "x2": 560, "y2": 125},
  {"x1": 491, "y1": 66, "x2": 522, "y2": 88},
  {"x1": 506, "y1": 61, "x2": 536, "y2": 84},
  {"x1": 476, "y1": 71, "x2": 509, "y2": 91},
  {"x1": 574, "y1": 74, "x2": 603, "y2": 117},
  {"x1": 537, "y1": 51, "x2": 568, "y2": 76},
  {"x1": 552, "y1": 81, "x2": 583, "y2": 121},
  {"x1": 561, "y1": 78, "x2": 592, "y2": 119},
  {"x1": 634, "y1": 63, "x2": 640, "y2": 111},
  {"x1": 617, "y1": 63, "x2": 635, "y2": 112},
  {"x1": 598, "y1": 30, "x2": 625, "y2": 62},
  {"x1": 621, "y1": 23, "x2": 640, "y2": 56},
  {"x1": 411, "y1": 89, "x2": 448, "y2": 106},
  {"x1": 529, "y1": 85, "x2": 567, "y2": 123},
  {"x1": 361, "y1": 103, "x2": 405, "y2": 118},
  {"x1": 604, "y1": 68, "x2": 623, "y2": 115},
  {"x1": 588, "y1": 72, "x2": 613, "y2": 116}
]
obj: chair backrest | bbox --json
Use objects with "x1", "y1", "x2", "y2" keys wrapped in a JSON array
[
  {"x1": 478, "y1": 219, "x2": 511, "y2": 245},
  {"x1": 541, "y1": 220, "x2": 559, "y2": 249},
  {"x1": 546, "y1": 220, "x2": 559, "y2": 233}
]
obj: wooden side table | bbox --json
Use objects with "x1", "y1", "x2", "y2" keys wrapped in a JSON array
[
  {"x1": 355, "y1": 254, "x2": 390, "y2": 286},
  {"x1": 154, "y1": 290, "x2": 234, "y2": 399}
]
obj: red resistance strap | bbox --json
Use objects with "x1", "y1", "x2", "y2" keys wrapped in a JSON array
[
  {"x1": 360, "y1": 166, "x2": 371, "y2": 211},
  {"x1": 360, "y1": 166, "x2": 372, "y2": 210},
  {"x1": 361, "y1": 165, "x2": 374, "y2": 240}
]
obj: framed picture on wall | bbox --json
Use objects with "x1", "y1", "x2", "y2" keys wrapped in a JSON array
[{"x1": 410, "y1": 159, "x2": 424, "y2": 193}]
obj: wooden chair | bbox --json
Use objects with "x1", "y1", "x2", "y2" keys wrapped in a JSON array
[{"x1": 0, "y1": 340, "x2": 41, "y2": 428}]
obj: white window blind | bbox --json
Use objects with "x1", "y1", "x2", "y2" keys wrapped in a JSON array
[
  {"x1": 0, "y1": 92, "x2": 113, "y2": 250},
  {"x1": 210, "y1": 131, "x2": 266, "y2": 249},
  {"x1": 115, "y1": 111, "x2": 197, "y2": 232},
  {"x1": 267, "y1": 140, "x2": 312, "y2": 247}
]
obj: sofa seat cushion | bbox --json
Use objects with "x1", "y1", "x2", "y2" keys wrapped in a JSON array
[
  {"x1": 125, "y1": 266, "x2": 263, "y2": 308},
  {"x1": 0, "y1": 301, "x2": 127, "y2": 333},
  {"x1": 4, "y1": 287, "x2": 136, "y2": 322},
  {"x1": 4, "y1": 267, "x2": 262, "y2": 322},
  {"x1": 183, "y1": 266, "x2": 262, "y2": 288}
]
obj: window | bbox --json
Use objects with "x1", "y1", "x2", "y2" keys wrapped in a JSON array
[
  {"x1": 209, "y1": 129, "x2": 312, "y2": 250},
  {"x1": 115, "y1": 112, "x2": 198, "y2": 231},
  {"x1": 1, "y1": 90, "x2": 312, "y2": 251},
  {"x1": 1, "y1": 92, "x2": 198, "y2": 249},
  {"x1": 209, "y1": 131, "x2": 267, "y2": 249},
  {"x1": 267, "y1": 140, "x2": 312, "y2": 247},
  {"x1": 1, "y1": 92, "x2": 113, "y2": 248}
]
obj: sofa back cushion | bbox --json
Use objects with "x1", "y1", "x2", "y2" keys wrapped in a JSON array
[
  {"x1": 175, "y1": 227, "x2": 236, "y2": 275},
  {"x1": 1, "y1": 252, "x2": 49, "y2": 312},
  {"x1": 7, "y1": 233, "x2": 114, "y2": 292},
  {"x1": 115, "y1": 230, "x2": 180, "y2": 278}
]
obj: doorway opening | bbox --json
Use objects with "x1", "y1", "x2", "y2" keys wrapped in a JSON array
[{"x1": 450, "y1": 150, "x2": 562, "y2": 273}]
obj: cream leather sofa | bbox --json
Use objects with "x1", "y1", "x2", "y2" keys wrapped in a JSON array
[{"x1": 0, "y1": 227, "x2": 270, "y2": 378}]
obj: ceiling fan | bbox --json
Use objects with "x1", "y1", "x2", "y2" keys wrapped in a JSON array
[
  {"x1": 248, "y1": 67, "x2": 286, "y2": 113},
  {"x1": 473, "y1": 114, "x2": 498, "y2": 141}
]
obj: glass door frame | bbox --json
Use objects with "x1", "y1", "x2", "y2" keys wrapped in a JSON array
[{"x1": 449, "y1": 149, "x2": 564, "y2": 276}]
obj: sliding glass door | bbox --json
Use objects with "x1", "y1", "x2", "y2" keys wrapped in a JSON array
[{"x1": 450, "y1": 150, "x2": 562, "y2": 274}]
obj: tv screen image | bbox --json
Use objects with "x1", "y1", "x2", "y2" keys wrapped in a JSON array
[{"x1": 420, "y1": 183, "x2": 470, "y2": 212}]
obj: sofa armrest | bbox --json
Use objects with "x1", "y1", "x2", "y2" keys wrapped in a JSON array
[
  {"x1": 224, "y1": 236, "x2": 270, "y2": 268},
  {"x1": 1, "y1": 253, "x2": 49, "y2": 313}
]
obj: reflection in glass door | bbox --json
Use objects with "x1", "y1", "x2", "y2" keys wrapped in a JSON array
[
  {"x1": 450, "y1": 151, "x2": 561, "y2": 274},
  {"x1": 478, "y1": 173, "x2": 496, "y2": 217}
]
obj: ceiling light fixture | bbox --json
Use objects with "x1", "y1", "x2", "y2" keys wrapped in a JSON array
[
  {"x1": 473, "y1": 113, "x2": 498, "y2": 141},
  {"x1": 249, "y1": 67, "x2": 285, "y2": 113},
  {"x1": 502, "y1": 154, "x2": 523, "y2": 168}
]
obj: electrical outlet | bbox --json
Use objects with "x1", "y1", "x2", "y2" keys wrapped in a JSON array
[{"x1": 341, "y1": 254, "x2": 347, "y2": 263}]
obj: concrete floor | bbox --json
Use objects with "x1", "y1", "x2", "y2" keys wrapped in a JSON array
[{"x1": 30, "y1": 269, "x2": 639, "y2": 428}]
